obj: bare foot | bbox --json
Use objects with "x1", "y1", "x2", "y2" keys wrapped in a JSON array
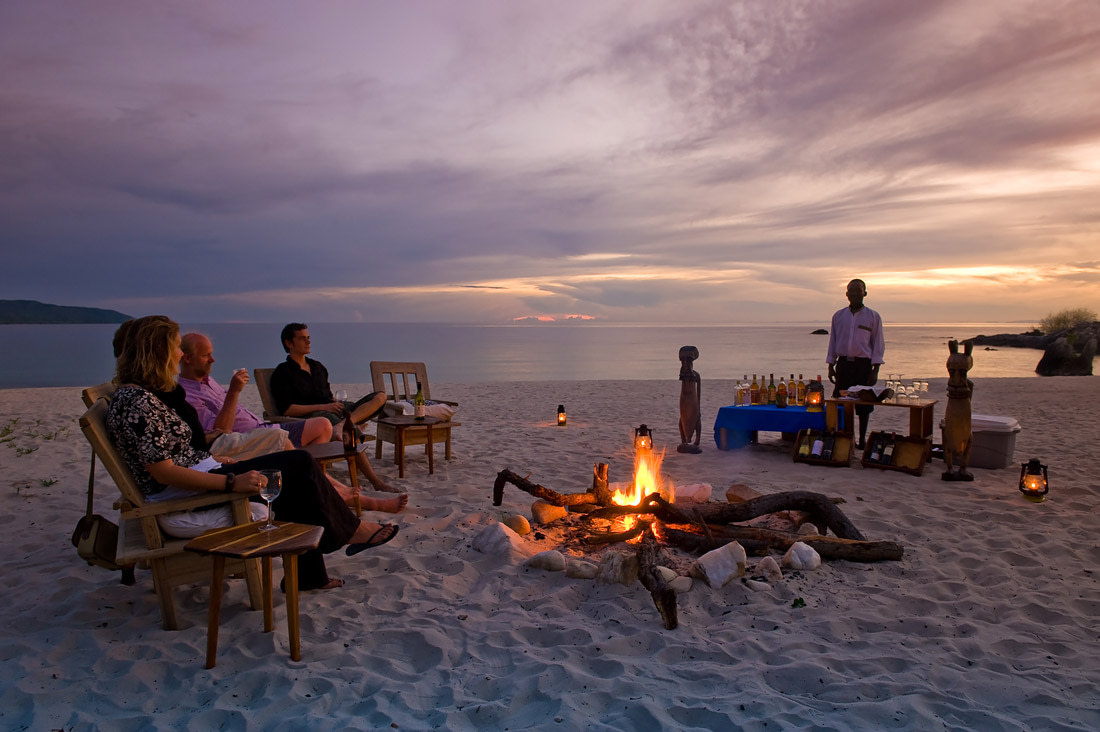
[
  {"x1": 373, "y1": 494, "x2": 407, "y2": 514},
  {"x1": 372, "y1": 481, "x2": 402, "y2": 493},
  {"x1": 317, "y1": 578, "x2": 345, "y2": 590}
]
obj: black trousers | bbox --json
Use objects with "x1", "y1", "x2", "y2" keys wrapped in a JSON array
[
  {"x1": 833, "y1": 357, "x2": 876, "y2": 417},
  {"x1": 211, "y1": 449, "x2": 358, "y2": 590}
]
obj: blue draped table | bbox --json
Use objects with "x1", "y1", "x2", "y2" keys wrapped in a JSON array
[{"x1": 713, "y1": 405, "x2": 827, "y2": 450}]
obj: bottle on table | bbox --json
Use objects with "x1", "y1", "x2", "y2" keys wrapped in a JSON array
[
  {"x1": 797, "y1": 374, "x2": 806, "y2": 406},
  {"x1": 787, "y1": 374, "x2": 796, "y2": 403},
  {"x1": 737, "y1": 375, "x2": 749, "y2": 406},
  {"x1": 342, "y1": 411, "x2": 357, "y2": 451},
  {"x1": 776, "y1": 377, "x2": 788, "y2": 408},
  {"x1": 767, "y1": 373, "x2": 777, "y2": 405},
  {"x1": 414, "y1": 381, "x2": 426, "y2": 420},
  {"x1": 750, "y1": 374, "x2": 760, "y2": 406}
]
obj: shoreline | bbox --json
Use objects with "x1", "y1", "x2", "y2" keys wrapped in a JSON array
[{"x1": 2, "y1": 377, "x2": 1098, "y2": 729}]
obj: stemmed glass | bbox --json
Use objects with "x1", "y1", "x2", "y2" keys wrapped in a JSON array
[
  {"x1": 334, "y1": 389, "x2": 348, "y2": 404},
  {"x1": 259, "y1": 469, "x2": 281, "y2": 531}
]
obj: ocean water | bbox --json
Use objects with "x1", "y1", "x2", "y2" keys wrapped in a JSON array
[{"x1": 0, "y1": 322, "x2": 1047, "y2": 389}]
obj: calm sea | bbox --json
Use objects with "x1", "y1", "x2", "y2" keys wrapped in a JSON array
[{"x1": 0, "y1": 322, "x2": 1048, "y2": 389}]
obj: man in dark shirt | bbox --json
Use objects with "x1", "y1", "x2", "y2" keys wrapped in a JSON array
[{"x1": 270, "y1": 323, "x2": 397, "y2": 493}]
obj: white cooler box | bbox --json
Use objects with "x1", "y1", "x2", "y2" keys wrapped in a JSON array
[{"x1": 939, "y1": 414, "x2": 1021, "y2": 469}]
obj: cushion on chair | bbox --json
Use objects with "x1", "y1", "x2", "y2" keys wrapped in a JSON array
[{"x1": 388, "y1": 400, "x2": 457, "y2": 421}]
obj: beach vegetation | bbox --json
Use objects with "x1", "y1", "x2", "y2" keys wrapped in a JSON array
[
  {"x1": 1039, "y1": 307, "x2": 1097, "y2": 334},
  {"x1": 40, "y1": 478, "x2": 58, "y2": 487}
]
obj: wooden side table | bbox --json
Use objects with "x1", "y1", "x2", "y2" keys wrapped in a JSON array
[
  {"x1": 186, "y1": 521, "x2": 323, "y2": 668},
  {"x1": 825, "y1": 398, "x2": 938, "y2": 440},
  {"x1": 376, "y1": 415, "x2": 441, "y2": 478}
]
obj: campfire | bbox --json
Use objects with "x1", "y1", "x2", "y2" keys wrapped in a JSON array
[{"x1": 491, "y1": 431, "x2": 903, "y2": 630}]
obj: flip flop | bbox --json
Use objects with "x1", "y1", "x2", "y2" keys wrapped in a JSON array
[{"x1": 345, "y1": 524, "x2": 400, "y2": 556}]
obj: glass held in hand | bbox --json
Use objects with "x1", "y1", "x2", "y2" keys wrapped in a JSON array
[
  {"x1": 334, "y1": 389, "x2": 348, "y2": 408},
  {"x1": 258, "y1": 469, "x2": 282, "y2": 531}
]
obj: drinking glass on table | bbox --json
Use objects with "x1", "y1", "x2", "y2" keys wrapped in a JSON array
[{"x1": 258, "y1": 469, "x2": 281, "y2": 531}]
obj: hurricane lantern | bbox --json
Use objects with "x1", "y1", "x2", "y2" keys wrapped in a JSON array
[
  {"x1": 634, "y1": 423, "x2": 653, "y2": 452},
  {"x1": 1018, "y1": 458, "x2": 1049, "y2": 502},
  {"x1": 805, "y1": 379, "x2": 825, "y2": 412},
  {"x1": 556, "y1": 404, "x2": 567, "y2": 426}
]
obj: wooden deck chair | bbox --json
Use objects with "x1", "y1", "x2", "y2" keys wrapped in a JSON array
[
  {"x1": 80, "y1": 398, "x2": 263, "y2": 630},
  {"x1": 370, "y1": 361, "x2": 461, "y2": 465},
  {"x1": 253, "y1": 368, "x2": 373, "y2": 516}
]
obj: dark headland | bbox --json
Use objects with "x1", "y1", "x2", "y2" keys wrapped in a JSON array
[{"x1": 0, "y1": 299, "x2": 132, "y2": 324}]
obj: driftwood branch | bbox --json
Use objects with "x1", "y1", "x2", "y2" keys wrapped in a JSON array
[
  {"x1": 636, "y1": 526, "x2": 678, "y2": 630},
  {"x1": 661, "y1": 526, "x2": 902, "y2": 562},
  {"x1": 492, "y1": 469, "x2": 598, "y2": 507}
]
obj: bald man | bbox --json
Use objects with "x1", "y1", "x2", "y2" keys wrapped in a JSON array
[{"x1": 826, "y1": 279, "x2": 885, "y2": 448}]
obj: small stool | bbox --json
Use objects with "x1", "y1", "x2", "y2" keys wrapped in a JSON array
[
  {"x1": 377, "y1": 415, "x2": 441, "y2": 478},
  {"x1": 186, "y1": 521, "x2": 323, "y2": 668}
]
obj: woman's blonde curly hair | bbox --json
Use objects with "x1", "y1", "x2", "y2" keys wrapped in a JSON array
[{"x1": 113, "y1": 315, "x2": 179, "y2": 392}]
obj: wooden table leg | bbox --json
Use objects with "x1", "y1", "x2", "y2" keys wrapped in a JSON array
[
  {"x1": 205, "y1": 555, "x2": 226, "y2": 669},
  {"x1": 284, "y1": 554, "x2": 301, "y2": 662},
  {"x1": 262, "y1": 556, "x2": 274, "y2": 633},
  {"x1": 426, "y1": 423, "x2": 435, "y2": 474},
  {"x1": 395, "y1": 426, "x2": 406, "y2": 478}
]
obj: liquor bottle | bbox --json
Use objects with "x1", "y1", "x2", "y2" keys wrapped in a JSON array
[
  {"x1": 796, "y1": 374, "x2": 806, "y2": 406},
  {"x1": 767, "y1": 374, "x2": 777, "y2": 405},
  {"x1": 740, "y1": 375, "x2": 750, "y2": 406},
  {"x1": 776, "y1": 377, "x2": 787, "y2": 408},
  {"x1": 810, "y1": 431, "x2": 824, "y2": 458},
  {"x1": 787, "y1": 374, "x2": 796, "y2": 403},
  {"x1": 798, "y1": 432, "x2": 812, "y2": 458},
  {"x1": 414, "y1": 381, "x2": 426, "y2": 420},
  {"x1": 750, "y1": 374, "x2": 760, "y2": 406},
  {"x1": 881, "y1": 433, "x2": 896, "y2": 466},
  {"x1": 822, "y1": 432, "x2": 835, "y2": 460}
]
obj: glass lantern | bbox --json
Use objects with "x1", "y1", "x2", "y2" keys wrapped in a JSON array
[
  {"x1": 805, "y1": 378, "x2": 825, "y2": 412},
  {"x1": 1018, "y1": 458, "x2": 1049, "y2": 502},
  {"x1": 634, "y1": 424, "x2": 653, "y2": 452},
  {"x1": 556, "y1": 404, "x2": 566, "y2": 426}
]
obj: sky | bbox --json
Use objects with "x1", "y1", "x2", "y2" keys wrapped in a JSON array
[{"x1": 2, "y1": 0, "x2": 1099, "y2": 325}]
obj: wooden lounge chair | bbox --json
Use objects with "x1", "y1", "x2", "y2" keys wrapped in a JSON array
[
  {"x1": 253, "y1": 367, "x2": 373, "y2": 515},
  {"x1": 79, "y1": 398, "x2": 263, "y2": 630},
  {"x1": 370, "y1": 361, "x2": 461, "y2": 466}
]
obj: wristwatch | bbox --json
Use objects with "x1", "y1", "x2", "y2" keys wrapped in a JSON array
[{"x1": 224, "y1": 473, "x2": 236, "y2": 492}]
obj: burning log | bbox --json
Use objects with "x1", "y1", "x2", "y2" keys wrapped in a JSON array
[{"x1": 636, "y1": 524, "x2": 678, "y2": 630}]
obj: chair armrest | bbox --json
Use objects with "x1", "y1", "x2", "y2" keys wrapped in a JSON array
[{"x1": 121, "y1": 491, "x2": 254, "y2": 520}]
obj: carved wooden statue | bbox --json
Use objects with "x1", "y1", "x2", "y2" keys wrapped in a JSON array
[
  {"x1": 942, "y1": 339, "x2": 974, "y2": 481},
  {"x1": 677, "y1": 345, "x2": 702, "y2": 454}
]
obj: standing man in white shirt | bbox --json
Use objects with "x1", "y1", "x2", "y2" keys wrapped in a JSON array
[{"x1": 826, "y1": 279, "x2": 885, "y2": 448}]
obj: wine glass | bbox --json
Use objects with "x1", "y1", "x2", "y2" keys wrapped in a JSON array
[
  {"x1": 259, "y1": 469, "x2": 281, "y2": 531},
  {"x1": 334, "y1": 389, "x2": 348, "y2": 404}
]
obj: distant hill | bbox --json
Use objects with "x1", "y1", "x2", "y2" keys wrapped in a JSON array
[{"x1": 0, "y1": 299, "x2": 133, "y2": 324}]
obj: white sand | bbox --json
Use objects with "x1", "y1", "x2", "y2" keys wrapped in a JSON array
[{"x1": 1, "y1": 377, "x2": 1098, "y2": 730}]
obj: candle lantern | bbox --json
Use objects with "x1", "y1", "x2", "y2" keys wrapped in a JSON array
[
  {"x1": 805, "y1": 379, "x2": 825, "y2": 412},
  {"x1": 556, "y1": 404, "x2": 567, "y2": 426},
  {"x1": 1018, "y1": 458, "x2": 1049, "y2": 502},
  {"x1": 634, "y1": 424, "x2": 653, "y2": 452}
]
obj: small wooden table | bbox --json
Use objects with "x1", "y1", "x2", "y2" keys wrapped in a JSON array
[
  {"x1": 186, "y1": 521, "x2": 323, "y2": 668},
  {"x1": 377, "y1": 415, "x2": 441, "y2": 478},
  {"x1": 825, "y1": 398, "x2": 938, "y2": 439}
]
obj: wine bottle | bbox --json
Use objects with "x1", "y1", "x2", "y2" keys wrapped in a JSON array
[
  {"x1": 767, "y1": 373, "x2": 777, "y2": 405},
  {"x1": 342, "y1": 411, "x2": 357, "y2": 452},
  {"x1": 750, "y1": 374, "x2": 760, "y2": 406},
  {"x1": 798, "y1": 432, "x2": 812, "y2": 458},
  {"x1": 810, "y1": 432, "x2": 824, "y2": 458},
  {"x1": 796, "y1": 374, "x2": 806, "y2": 406},
  {"x1": 868, "y1": 434, "x2": 883, "y2": 463},
  {"x1": 822, "y1": 432, "x2": 835, "y2": 460},
  {"x1": 881, "y1": 433, "x2": 896, "y2": 466},
  {"x1": 414, "y1": 380, "x2": 426, "y2": 420}
]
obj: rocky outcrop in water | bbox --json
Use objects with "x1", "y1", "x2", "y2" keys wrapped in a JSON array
[{"x1": 967, "y1": 322, "x2": 1098, "y2": 376}]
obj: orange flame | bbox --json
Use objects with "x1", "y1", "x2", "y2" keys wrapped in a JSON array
[{"x1": 612, "y1": 449, "x2": 666, "y2": 506}]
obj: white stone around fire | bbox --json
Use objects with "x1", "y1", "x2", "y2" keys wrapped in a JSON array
[
  {"x1": 472, "y1": 522, "x2": 529, "y2": 561},
  {"x1": 690, "y1": 541, "x2": 747, "y2": 588},
  {"x1": 597, "y1": 551, "x2": 639, "y2": 585},
  {"x1": 503, "y1": 514, "x2": 531, "y2": 535},
  {"x1": 528, "y1": 550, "x2": 567, "y2": 571},
  {"x1": 744, "y1": 579, "x2": 770, "y2": 592},
  {"x1": 656, "y1": 566, "x2": 678, "y2": 583},
  {"x1": 565, "y1": 559, "x2": 599, "y2": 579},
  {"x1": 668, "y1": 576, "x2": 693, "y2": 594},
  {"x1": 757, "y1": 555, "x2": 783, "y2": 582},
  {"x1": 782, "y1": 541, "x2": 821, "y2": 570},
  {"x1": 674, "y1": 483, "x2": 712, "y2": 502},
  {"x1": 531, "y1": 500, "x2": 568, "y2": 525}
]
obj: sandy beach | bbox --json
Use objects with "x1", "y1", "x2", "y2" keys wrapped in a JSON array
[{"x1": 2, "y1": 376, "x2": 1098, "y2": 730}]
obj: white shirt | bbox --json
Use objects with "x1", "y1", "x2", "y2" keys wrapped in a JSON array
[{"x1": 826, "y1": 306, "x2": 885, "y2": 365}]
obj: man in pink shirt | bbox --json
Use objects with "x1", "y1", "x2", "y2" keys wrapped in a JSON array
[{"x1": 826, "y1": 279, "x2": 885, "y2": 448}]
